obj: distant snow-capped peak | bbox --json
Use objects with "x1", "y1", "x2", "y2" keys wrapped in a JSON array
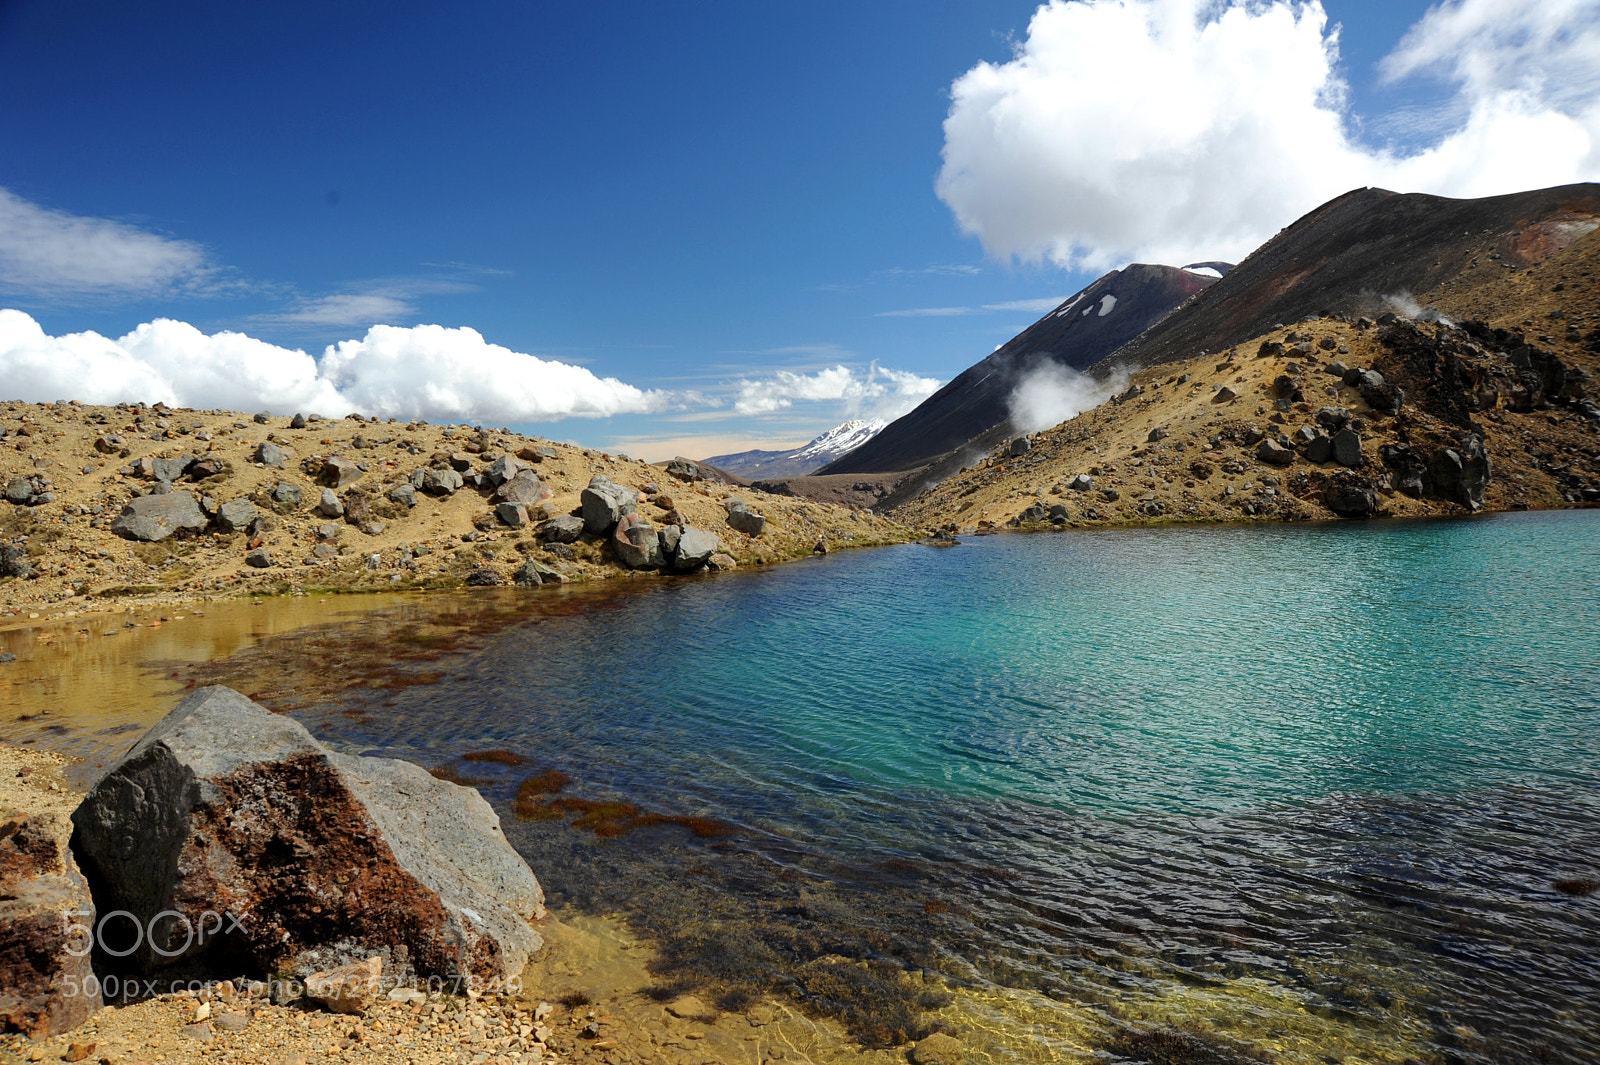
[{"x1": 793, "y1": 419, "x2": 887, "y2": 461}]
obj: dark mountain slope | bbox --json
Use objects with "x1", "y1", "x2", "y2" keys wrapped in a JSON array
[
  {"x1": 1096, "y1": 182, "x2": 1600, "y2": 375},
  {"x1": 822, "y1": 264, "x2": 1219, "y2": 475}
]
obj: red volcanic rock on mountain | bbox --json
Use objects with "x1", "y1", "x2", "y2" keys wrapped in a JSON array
[{"x1": 1096, "y1": 182, "x2": 1600, "y2": 375}]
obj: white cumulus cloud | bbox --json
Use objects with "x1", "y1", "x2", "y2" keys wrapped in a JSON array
[
  {"x1": 0, "y1": 309, "x2": 347, "y2": 412},
  {"x1": 0, "y1": 309, "x2": 670, "y2": 422},
  {"x1": 733, "y1": 364, "x2": 943, "y2": 418},
  {"x1": 320, "y1": 323, "x2": 670, "y2": 422},
  {"x1": 0, "y1": 188, "x2": 212, "y2": 298},
  {"x1": 937, "y1": 0, "x2": 1600, "y2": 271}
]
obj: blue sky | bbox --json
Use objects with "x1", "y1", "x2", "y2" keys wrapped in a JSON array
[{"x1": 2, "y1": 0, "x2": 1595, "y2": 458}]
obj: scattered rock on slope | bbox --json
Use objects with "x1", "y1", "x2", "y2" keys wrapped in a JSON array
[
  {"x1": 109, "y1": 491, "x2": 209, "y2": 542},
  {"x1": 581, "y1": 475, "x2": 637, "y2": 534},
  {"x1": 612, "y1": 513, "x2": 662, "y2": 569},
  {"x1": 725, "y1": 500, "x2": 766, "y2": 537},
  {"x1": 673, "y1": 527, "x2": 719, "y2": 571}
]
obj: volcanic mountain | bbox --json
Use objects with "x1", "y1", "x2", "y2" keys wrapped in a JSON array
[
  {"x1": 1095, "y1": 182, "x2": 1600, "y2": 376},
  {"x1": 820, "y1": 264, "x2": 1222, "y2": 476},
  {"x1": 703, "y1": 419, "x2": 887, "y2": 480}
]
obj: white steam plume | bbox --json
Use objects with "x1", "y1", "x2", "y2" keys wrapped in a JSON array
[
  {"x1": 1379, "y1": 292, "x2": 1454, "y2": 325},
  {"x1": 1008, "y1": 362, "x2": 1124, "y2": 433}
]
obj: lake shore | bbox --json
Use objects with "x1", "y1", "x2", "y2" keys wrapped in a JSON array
[
  {"x1": 0, "y1": 736, "x2": 915, "y2": 1065},
  {"x1": 0, "y1": 400, "x2": 916, "y2": 627}
]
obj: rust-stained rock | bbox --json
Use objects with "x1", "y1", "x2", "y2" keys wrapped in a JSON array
[
  {"x1": 70, "y1": 686, "x2": 545, "y2": 986},
  {"x1": 0, "y1": 810, "x2": 101, "y2": 1037},
  {"x1": 306, "y1": 956, "x2": 383, "y2": 1014},
  {"x1": 493, "y1": 470, "x2": 551, "y2": 506}
]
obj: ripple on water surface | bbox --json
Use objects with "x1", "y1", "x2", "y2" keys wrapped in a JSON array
[{"x1": 19, "y1": 511, "x2": 1600, "y2": 1062}]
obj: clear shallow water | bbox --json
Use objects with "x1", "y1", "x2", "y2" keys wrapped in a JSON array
[{"x1": 117, "y1": 514, "x2": 1600, "y2": 1059}]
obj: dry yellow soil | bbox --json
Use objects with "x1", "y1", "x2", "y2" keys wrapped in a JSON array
[
  {"x1": 902, "y1": 231, "x2": 1600, "y2": 531},
  {"x1": 0, "y1": 414, "x2": 913, "y2": 625}
]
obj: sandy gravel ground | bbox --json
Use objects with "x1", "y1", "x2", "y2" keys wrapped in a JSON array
[{"x1": 0, "y1": 412, "x2": 913, "y2": 628}]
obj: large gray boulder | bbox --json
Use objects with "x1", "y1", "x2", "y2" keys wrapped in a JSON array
[
  {"x1": 1255, "y1": 439, "x2": 1295, "y2": 467},
  {"x1": 0, "y1": 809, "x2": 100, "y2": 1036},
  {"x1": 316, "y1": 488, "x2": 345, "y2": 518},
  {"x1": 253, "y1": 442, "x2": 287, "y2": 468},
  {"x1": 417, "y1": 467, "x2": 464, "y2": 496},
  {"x1": 214, "y1": 498, "x2": 259, "y2": 534},
  {"x1": 4, "y1": 477, "x2": 33, "y2": 505},
  {"x1": 320, "y1": 456, "x2": 363, "y2": 489},
  {"x1": 1325, "y1": 473, "x2": 1379, "y2": 518},
  {"x1": 494, "y1": 470, "x2": 551, "y2": 505},
  {"x1": 1332, "y1": 429, "x2": 1365, "y2": 467},
  {"x1": 657, "y1": 524, "x2": 681, "y2": 562},
  {"x1": 111, "y1": 492, "x2": 209, "y2": 541},
  {"x1": 1, "y1": 543, "x2": 32, "y2": 579},
  {"x1": 664, "y1": 457, "x2": 702, "y2": 482},
  {"x1": 581, "y1": 475, "x2": 637, "y2": 534},
  {"x1": 1315, "y1": 406, "x2": 1350, "y2": 430},
  {"x1": 726, "y1": 504, "x2": 766, "y2": 537},
  {"x1": 512, "y1": 559, "x2": 565, "y2": 586},
  {"x1": 672, "y1": 527, "x2": 718, "y2": 571},
  {"x1": 151, "y1": 455, "x2": 197, "y2": 483},
  {"x1": 484, "y1": 454, "x2": 527, "y2": 487},
  {"x1": 612, "y1": 513, "x2": 662, "y2": 569},
  {"x1": 70, "y1": 687, "x2": 545, "y2": 984}
]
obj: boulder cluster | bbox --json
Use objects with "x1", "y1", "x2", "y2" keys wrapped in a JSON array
[{"x1": 579, "y1": 474, "x2": 738, "y2": 572}]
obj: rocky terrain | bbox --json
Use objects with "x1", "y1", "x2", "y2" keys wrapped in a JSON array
[
  {"x1": 0, "y1": 690, "x2": 953, "y2": 1065},
  {"x1": 1097, "y1": 182, "x2": 1600, "y2": 375},
  {"x1": 821, "y1": 264, "x2": 1222, "y2": 477},
  {"x1": 0, "y1": 409, "x2": 913, "y2": 621},
  {"x1": 900, "y1": 227, "x2": 1600, "y2": 531}
]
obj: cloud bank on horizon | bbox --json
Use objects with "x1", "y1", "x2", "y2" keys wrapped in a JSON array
[
  {"x1": 0, "y1": 309, "x2": 939, "y2": 430},
  {"x1": 0, "y1": 309, "x2": 673, "y2": 423},
  {"x1": 937, "y1": 0, "x2": 1600, "y2": 270}
]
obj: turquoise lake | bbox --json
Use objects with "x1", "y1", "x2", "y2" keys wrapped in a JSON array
[{"x1": 22, "y1": 509, "x2": 1600, "y2": 1063}]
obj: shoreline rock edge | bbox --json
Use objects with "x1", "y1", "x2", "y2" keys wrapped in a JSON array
[{"x1": 69, "y1": 686, "x2": 545, "y2": 987}]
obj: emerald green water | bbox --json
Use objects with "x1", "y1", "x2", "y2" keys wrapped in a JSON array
[
  {"x1": 283, "y1": 510, "x2": 1598, "y2": 1062},
  {"x1": 21, "y1": 509, "x2": 1596, "y2": 1062}
]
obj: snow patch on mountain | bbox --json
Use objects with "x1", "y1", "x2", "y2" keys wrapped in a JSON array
[
  {"x1": 793, "y1": 419, "x2": 887, "y2": 461},
  {"x1": 703, "y1": 419, "x2": 889, "y2": 480}
]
